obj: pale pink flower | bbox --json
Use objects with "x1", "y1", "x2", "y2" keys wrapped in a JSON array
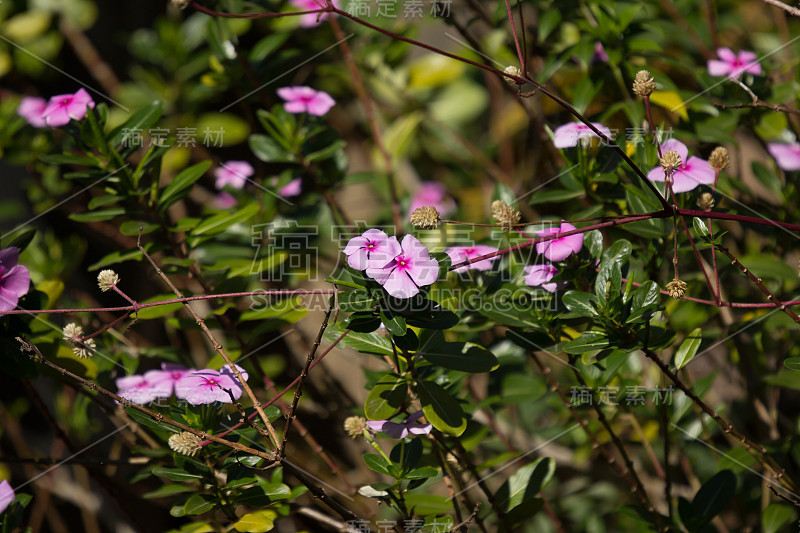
[
  {"x1": 277, "y1": 86, "x2": 335, "y2": 116},
  {"x1": 116, "y1": 372, "x2": 173, "y2": 405},
  {"x1": 366, "y1": 411, "x2": 432, "y2": 438},
  {"x1": 707, "y1": 48, "x2": 761, "y2": 79},
  {"x1": 647, "y1": 139, "x2": 716, "y2": 193},
  {"x1": 0, "y1": 247, "x2": 31, "y2": 313},
  {"x1": 366, "y1": 234, "x2": 439, "y2": 299},
  {"x1": 214, "y1": 161, "x2": 253, "y2": 189},
  {"x1": 536, "y1": 222, "x2": 583, "y2": 262},
  {"x1": 767, "y1": 142, "x2": 800, "y2": 171},
  {"x1": 408, "y1": 182, "x2": 456, "y2": 216},
  {"x1": 0, "y1": 480, "x2": 14, "y2": 514},
  {"x1": 289, "y1": 0, "x2": 335, "y2": 27},
  {"x1": 343, "y1": 229, "x2": 402, "y2": 270},
  {"x1": 17, "y1": 97, "x2": 47, "y2": 127},
  {"x1": 41, "y1": 88, "x2": 95, "y2": 127},
  {"x1": 214, "y1": 192, "x2": 237, "y2": 209},
  {"x1": 524, "y1": 264, "x2": 566, "y2": 293},
  {"x1": 552, "y1": 122, "x2": 613, "y2": 148},
  {"x1": 593, "y1": 42, "x2": 609, "y2": 63},
  {"x1": 279, "y1": 178, "x2": 302, "y2": 197},
  {"x1": 146, "y1": 364, "x2": 191, "y2": 396},
  {"x1": 445, "y1": 245, "x2": 499, "y2": 273},
  {"x1": 175, "y1": 365, "x2": 248, "y2": 405}
]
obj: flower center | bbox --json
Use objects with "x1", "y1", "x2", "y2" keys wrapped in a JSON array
[
  {"x1": 395, "y1": 255, "x2": 411, "y2": 271},
  {"x1": 367, "y1": 242, "x2": 375, "y2": 250},
  {"x1": 60, "y1": 97, "x2": 72, "y2": 106}
]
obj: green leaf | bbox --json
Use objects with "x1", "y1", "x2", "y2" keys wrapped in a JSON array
[
  {"x1": 495, "y1": 457, "x2": 554, "y2": 523},
  {"x1": 152, "y1": 467, "x2": 204, "y2": 482},
  {"x1": 337, "y1": 290, "x2": 375, "y2": 312},
  {"x1": 190, "y1": 203, "x2": 259, "y2": 237},
  {"x1": 562, "y1": 331, "x2": 610, "y2": 354},
  {"x1": 419, "y1": 341, "x2": 499, "y2": 373},
  {"x1": 182, "y1": 494, "x2": 215, "y2": 515},
  {"x1": 110, "y1": 101, "x2": 164, "y2": 147},
  {"x1": 631, "y1": 280, "x2": 660, "y2": 311},
  {"x1": 380, "y1": 308, "x2": 406, "y2": 336},
  {"x1": 136, "y1": 294, "x2": 184, "y2": 319},
  {"x1": 390, "y1": 439, "x2": 422, "y2": 474},
  {"x1": 142, "y1": 484, "x2": 195, "y2": 499},
  {"x1": 160, "y1": 161, "x2": 211, "y2": 209},
  {"x1": 529, "y1": 189, "x2": 584, "y2": 205},
  {"x1": 784, "y1": 357, "x2": 800, "y2": 371},
  {"x1": 345, "y1": 312, "x2": 381, "y2": 333},
  {"x1": 738, "y1": 255, "x2": 798, "y2": 282},
  {"x1": 416, "y1": 380, "x2": 466, "y2": 436},
  {"x1": 69, "y1": 208, "x2": 125, "y2": 222},
  {"x1": 324, "y1": 323, "x2": 393, "y2": 355},
  {"x1": 365, "y1": 373, "x2": 407, "y2": 420},
  {"x1": 674, "y1": 328, "x2": 702, "y2": 370},
  {"x1": 249, "y1": 134, "x2": 295, "y2": 163},
  {"x1": 562, "y1": 291, "x2": 599, "y2": 318},
  {"x1": 762, "y1": 503, "x2": 795, "y2": 533},
  {"x1": 363, "y1": 453, "x2": 393, "y2": 476},
  {"x1": 234, "y1": 510, "x2": 277, "y2": 533},
  {"x1": 692, "y1": 470, "x2": 736, "y2": 523},
  {"x1": 693, "y1": 217, "x2": 710, "y2": 239}
]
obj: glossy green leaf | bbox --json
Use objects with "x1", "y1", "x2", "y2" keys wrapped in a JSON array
[
  {"x1": 562, "y1": 291, "x2": 599, "y2": 318},
  {"x1": 190, "y1": 203, "x2": 259, "y2": 237},
  {"x1": 365, "y1": 373, "x2": 407, "y2": 420},
  {"x1": 674, "y1": 328, "x2": 702, "y2": 370},
  {"x1": 692, "y1": 470, "x2": 736, "y2": 523},
  {"x1": 337, "y1": 290, "x2": 375, "y2": 312},
  {"x1": 325, "y1": 323, "x2": 393, "y2": 355},
  {"x1": 110, "y1": 101, "x2": 164, "y2": 147},
  {"x1": 562, "y1": 331, "x2": 610, "y2": 354},
  {"x1": 69, "y1": 208, "x2": 125, "y2": 222},
  {"x1": 784, "y1": 357, "x2": 800, "y2": 371},
  {"x1": 363, "y1": 453, "x2": 393, "y2": 476},
  {"x1": 762, "y1": 503, "x2": 795, "y2": 533},
  {"x1": 419, "y1": 341, "x2": 499, "y2": 373},
  {"x1": 234, "y1": 510, "x2": 277, "y2": 533},
  {"x1": 416, "y1": 380, "x2": 466, "y2": 436},
  {"x1": 159, "y1": 161, "x2": 211, "y2": 209}
]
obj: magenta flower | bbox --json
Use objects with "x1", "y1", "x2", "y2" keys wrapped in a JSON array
[
  {"x1": 175, "y1": 365, "x2": 248, "y2": 405},
  {"x1": 116, "y1": 372, "x2": 173, "y2": 405},
  {"x1": 535, "y1": 222, "x2": 583, "y2": 262},
  {"x1": 214, "y1": 192, "x2": 238, "y2": 209},
  {"x1": 552, "y1": 122, "x2": 613, "y2": 149},
  {"x1": 593, "y1": 42, "x2": 609, "y2": 63},
  {"x1": 289, "y1": 0, "x2": 335, "y2": 27},
  {"x1": 366, "y1": 234, "x2": 439, "y2": 299},
  {"x1": 408, "y1": 182, "x2": 456, "y2": 216},
  {"x1": 366, "y1": 411, "x2": 432, "y2": 439},
  {"x1": 707, "y1": 48, "x2": 761, "y2": 79},
  {"x1": 445, "y1": 245, "x2": 499, "y2": 273},
  {"x1": 767, "y1": 142, "x2": 800, "y2": 171},
  {"x1": 146, "y1": 363, "x2": 191, "y2": 396},
  {"x1": 214, "y1": 161, "x2": 253, "y2": 189},
  {"x1": 0, "y1": 480, "x2": 14, "y2": 514},
  {"x1": 343, "y1": 229, "x2": 402, "y2": 270},
  {"x1": 17, "y1": 97, "x2": 48, "y2": 127},
  {"x1": 0, "y1": 247, "x2": 31, "y2": 313},
  {"x1": 41, "y1": 88, "x2": 95, "y2": 127},
  {"x1": 524, "y1": 264, "x2": 566, "y2": 293},
  {"x1": 646, "y1": 139, "x2": 716, "y2": 193},
  {"x1": 277, "y1": 86, "x2": 335, "y2": 116}
]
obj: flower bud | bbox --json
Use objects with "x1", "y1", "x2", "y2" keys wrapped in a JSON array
[
  {"x1": 660, "y1": 150, "x2": 682, "y2": 174},
  {"x1": 344, "y1": 416, "x2": 367, "y2": 439},
  {"x1": 62, "y1": 323, "x2": 96, "y2": 358},
  {"x1": 97, "y1": 270, "x2": 120, "y2": 292},
  {"x1": 632, "y1": 70, "x2": 656, "y2": 98},
  {"x1": 503, "y1": 66, "x2": 522, "y2": 85},
  {"x1": 666, "y1": 279, "x2": 687, "y2": 299},
  {"x1": 492, "y1": 200, "x2": 521, "y2": 232},
  {"x1": 697, "y1": 192, "x2": 715, "y2": 211},
  {"x1": 169, "y1": 0, "x2": 190, "y2": 9},
  {"x1": 168, "y1": 432, "x2": 202, "y2": 456},
  {"x1": 708, "y1": 147, "x2": 729, "y2": 171}
]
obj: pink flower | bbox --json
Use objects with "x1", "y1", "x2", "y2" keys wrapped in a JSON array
[
  {"x1": 408, "y1": 182, "x2": 456, "y2": 216},
  {"x1": 343, "y1": 228, "x2": 402, "y2": 270},
  {"x1": 17, "y1": 97, "x2": 47, "y2": 127},
  {"x1": 535, "y1": 222, "x2": 583, "y2": 262},
  {"x1": 279, "y1": 178, "x2": 302, "y2": 197},
  {"x1": 289, "y1": 0, "x2": 335, "y2": 27},
  {"x1": 175, "y1": 365, "x2": 248, "y2": 405},
  {"x1": 552, "y1": 122, "x2": 613, "y2": 148},
  {"x1": 366, "y1": 411, "x2": 432, "y2": 438},
  {"x1": 277, "y1": 86, "x2": 335, "y2": 116},
  {"x1": 0, "y1": 247, "x2": 31, "y2": 313},
  {"x1": 707, "y1": 48, "x2": 761, "y2": 79},
  {"x1": 146, "y1": 363, "x2": 191, "y2": 396},
  {"x1": 214, "y1": 161, "x2": 253, "y2": 189},
  {"x1": 41, "y1": 88, "x2": 95, "y2": 127},
  {"x1": 445, "y1": 245, "x2": 499, "y2": 273},
  {"x1": 767, "y1": 142, "x2": 800, "y2": 171},
  {"x1": 646, "y1": 139, "x2": 716, "y2": 193},
  {"x1": 524, "y1": 264, "x2": 567, "y2": 293},
  {"x1": 593, "y1": 42, "x2": 609, "y2": 63},
  {"x1": 116, "y1": 372, "x2": 173, "y2": 405},
  {"x1": 366, "y1": 234, "x2": 439, "y2": 299},
  {"x1": 214, "y1": 192, "x2": 237, "y2": 209},
  {"x1": 0, "y1": 480, "x2": 14, "y2": 514}
]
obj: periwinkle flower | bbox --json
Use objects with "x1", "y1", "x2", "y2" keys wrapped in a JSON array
[
  {"x1": 214, "y1": 161, "x2": 253, "y2": 189},
  {"x1": 17, "y1": 97, "x2": 48, "y2": 127},
  {"x1": 277, "y1": 86, "x2": 335, "y2": 116},
  {"x1": 42, "y1": 88, "x2": 95, "y2": 127},
  {"x1": 0, "y1": 480, "x2": 14, "y2": 514},
  {"x1": 767, "y1": 142, "x2": 800, "y2": 172},
  {"x1": 366, "y1": 411, "x2": 432, "y2": 438},
  {"x1": 0, "y1": 247, "x2": 31, "y2": 313},
  {"x1": 366, "y1": 234, "x2": 439, "y2": 299},
  {"x1": 646, "y1": 139, "x2": 715, "y2": 193},
  {"x1": 175, "y1": 365, "x2": 248, "y2": 405},
  {"x1": 707, "y1": 48, "x2": 761, "y2": 79},
  {"x1": 524, "y1": 264, "x2": 567, "y2": 293},
  {"x1": 536, "y1": 222, "x2": 583, "y2": 262},
  {"x1": 408, "y1": 182, "x2": 456, "y2": 217},
  {"x1": 552, "y1": 122, "x2": 612, "y2": 149},
  {"x1": 343, "y1": 229, "x2": 402, "y2": 270},
  {"x1": 445, "y1": 245, "x2": 499, "y2": 273}
]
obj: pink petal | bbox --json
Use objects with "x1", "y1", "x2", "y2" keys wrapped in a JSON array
[
  {"x1": 277, "y1": 86, "x2": 312, "y2": 101},
  {"x1": 279, "y1": 178, "x2": 302, "y2": 196},
  {"x1": 661, "y1": 139, "x2": 689, "y2": 163},
  {"x1": 445, "y1": 248, "x2": 469, "y2": 273},
  {"x1": 0, "y1": 247, "x2": 20, "y2": 270},
  {"x1": 283, "y1": 101, "x2": 309, "y2": 114},
  {"x1": 43, "y1": 105, "x2": 72, "y2": 127},
  {"x1": 366, "y1": 420, "x2": 387, "y2": 432},
  {"x1": 409, "y1": 257, "x2": 439, "y2": 287},
  {"x1": 1, "y1": 265, "x2": 31, "y2": 300},
  {"x1": 552, "y1": 123, "x2": 582, "y2": 148},
  {"x1": 707, "y1": 59, "x2": 731, "y2": 77},
  {"x1": 0, "y1": 480, "x2": 14, "y2": 514},
  {"x1": 647, "y1": 167, "x2": 666, "y2": 182},
  {"x1": 672, "y1": 157, "x2": 716, "y2": 193},
  {"x1": 767, "y1": 143, "x2": 800, "y2": 171},
  {"x1": 716, "y1": 47, "x2": 737, "y2": 63},
  {"x1": 381, "y1": 269, "x2": 420, "y2": 299},
  {"x1": 305, "y1": 92, "x2": 335, "y2": 116},
  {"x1": 17, "y1": 97, "x2": 47, "y2": 127}
]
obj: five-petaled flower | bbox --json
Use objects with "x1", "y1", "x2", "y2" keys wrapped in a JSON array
[
  {"x1": 343, "y1": 229, "x2": 402, "y2": 270},
  {"x1": 524, "y1": 263, "x2": 567, "y2": 293},
  {"x1": 366, "y1": 411, "x2": 432, "y2": 438},
  {"x1": 117, "y1": 371, "x2": 174, "y2": 405},
  {"x1": 536, "y1": 222, "x2": 583, "y2": 262},
  {"x1": 0, "y1": 247, "x2": 31, "y2": 313},
  {"x1": 17, "y1": 97, "x2": 48, "y2": 128},
  {"x1": 175, "y1": 365, "x2": 249, "y2": 405},
  {"x1": 277, "y1": 86, "x2": 336, "y2": 116},
  {"x1": 289, "y1": 0, "x2": 336, "y2": 27},
  {"x1": 552, "y1": 122, "x2": 613, "y2": 149},
  {"x1": 767, "y1": 142, "x2": 800, "y2": 172},
  {"x1": 445, "y1": 245, "x2": 499, "y2": 273},
  {"x1": 408, "y1": 182, "x2": 456, "y2": 217},
  {"x1": 214, "y1": 161, "x2": 254, "y2": 189},
  {"x1": 646, "y1": 139, "x2": 715, "y2": 193},
  {"x1": 707, "y1": 48, "x2": 761, "y2": 79},
  {"x1": 366, "y1": 234, "x2": 439, "y2": 299},
  {"x1": 42, "y1": 88, "x2": 95, "y2": 127},
  {"x1": 0, "y1": 480, "x2": 14, "y2": 515}
]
